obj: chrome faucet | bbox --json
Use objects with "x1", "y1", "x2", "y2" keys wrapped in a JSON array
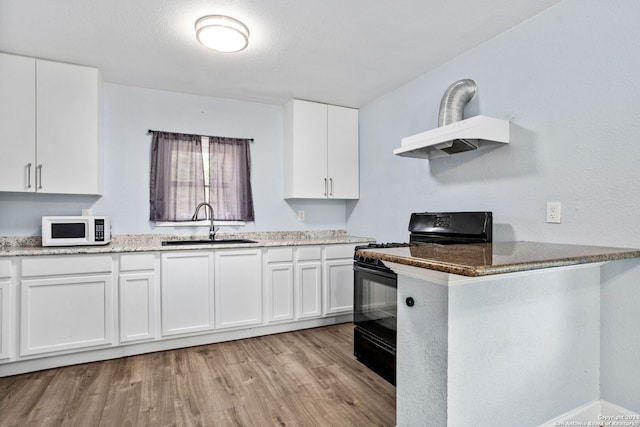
[{"x1": 191, "y1": 202, "x2": 218, "y2": 240}]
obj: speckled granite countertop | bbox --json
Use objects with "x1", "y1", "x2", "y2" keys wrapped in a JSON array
[
  {"x1": 357, "y1": 241, "x2": 640, "y2": 277},
  {"x1": 0, "y1": 230, "x2": 374, "y2": 257}
]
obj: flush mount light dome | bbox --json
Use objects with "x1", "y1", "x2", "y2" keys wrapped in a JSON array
[{"x1": 195, "y1": 15, "x2": 249, "y2": 53}]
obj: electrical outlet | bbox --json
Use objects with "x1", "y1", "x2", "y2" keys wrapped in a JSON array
[
  {"x1": 546, "y1": 202, "x2": 561, "y2": 223},
  {"x1": 82, "y1": 208, "x2": 93, "y2": 216},
  {"x1": 297, "y1": 210, "x2": 305, "y2": 221}
]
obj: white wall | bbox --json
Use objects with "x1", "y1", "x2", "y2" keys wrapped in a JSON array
[
  {"x1": 348, "y1": 0, "x2": 640, "y2": 248},
  {"x1": 0, "y1": 84, "x2": 348, "y2": 236},
  {"x1": 351, "y1": 0, "x2": 640, "y2": 417}
]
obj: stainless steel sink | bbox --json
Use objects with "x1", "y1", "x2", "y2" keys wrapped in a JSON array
[{"x1": 161, "y1": 239, "x2": 257, "y2": 246}]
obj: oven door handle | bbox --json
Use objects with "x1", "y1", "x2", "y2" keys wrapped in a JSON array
[{"x1": 354, "y1": 262, "x2": 398, "y2": 279}]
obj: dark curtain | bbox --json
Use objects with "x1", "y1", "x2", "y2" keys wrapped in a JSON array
[
  {"x1": 208, "y1": 137, "x2": 255, "y2": 221},
  {"x1": 149, "y1": 131, "x2": 205, "y2": 221}
]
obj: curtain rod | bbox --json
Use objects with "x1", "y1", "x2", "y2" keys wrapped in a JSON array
[{"x1": 147, "y1": 129, "x2": 253, "y2": 141}]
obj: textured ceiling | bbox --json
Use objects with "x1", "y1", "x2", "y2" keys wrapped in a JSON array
[{"x1": 0, "y1": 0, "x2": 561, "y2": 107}]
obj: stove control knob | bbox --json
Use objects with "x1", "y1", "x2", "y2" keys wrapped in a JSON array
[{"x1": 405, "y1": 297, "x2": 415, "y2": 307}]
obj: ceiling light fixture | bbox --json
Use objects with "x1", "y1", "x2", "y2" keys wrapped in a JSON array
[{"x1": 195, "y1": 15, "x2": 249, "y2": 53}]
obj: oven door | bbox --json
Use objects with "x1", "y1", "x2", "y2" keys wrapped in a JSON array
[{"x1": 353, "y1": 262, "x2": 397, "y2": 347}]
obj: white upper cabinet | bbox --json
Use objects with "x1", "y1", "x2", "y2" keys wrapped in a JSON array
[
  {"x1": 327, "y1": 105, "x2": 359, "y2": 199},
  {"x1": 284, "y1": 99, "x2": 359, "y2": 199},
  {"x1": 0, "y1": 52, "x2": 103, "y2": 195},
  {"x1": 0, "y1": 53, "x2": 36, "y2": 192},
  {"x1": 36, "y1": 59, "x2": 103, "y2": 194}
]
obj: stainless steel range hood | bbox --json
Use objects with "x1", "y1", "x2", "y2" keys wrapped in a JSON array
[
  {"x1": 394, "y1": 115, "x2": 510, "y2": 159},
  {"x1": 395, "y1": 79, "x2": 510, "y2": 159}
]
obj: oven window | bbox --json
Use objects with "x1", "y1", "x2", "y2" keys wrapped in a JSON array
[
  {"x1": 51, "y1": 223, "x2": 86, "y2": 239},
  {"x1": 354, "y1": 267, "x2": 397, "y2": 346}
]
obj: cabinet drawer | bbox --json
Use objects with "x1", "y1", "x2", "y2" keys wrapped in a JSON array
[
  {"x1": 297, "y1": 246, "x2": 322, "y2": 261},
  {"x1": 0, "y1": 259, "x2": 11, "y2": 278},
  {"x1": 267, "y1": 247, "x2": 293, "y2": 263},
  {"x1": 120, "y1": 253, "x2": 155, "y2": 271},
  {"x1": 325, "y1": 244, "x2": 357, "y2": 260},
  {"x1": 22, "y1": 255, "x2": 112, "y2": 277}
]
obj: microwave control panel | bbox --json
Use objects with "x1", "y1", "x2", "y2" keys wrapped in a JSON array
[{"x1": 95, "y1": 219, "x2": 105, "y2": 242}]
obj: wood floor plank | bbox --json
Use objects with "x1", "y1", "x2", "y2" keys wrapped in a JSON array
[{"x1": 0, "y1": 323, "x2": 396, "y2": 426}]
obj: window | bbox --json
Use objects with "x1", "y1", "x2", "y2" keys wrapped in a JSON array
[{"x1": 149, "y1": 131, "x2": 254, "y2": 222}]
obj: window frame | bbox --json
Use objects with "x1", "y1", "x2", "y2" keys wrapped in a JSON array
[{"x1": 149, "y1": 131, "x2": 254, "y2": 226}]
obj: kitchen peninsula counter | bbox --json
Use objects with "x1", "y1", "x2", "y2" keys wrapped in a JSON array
[
  {"x1": 373, "y1": 241, "x2": 640, "y2": 426},
  {"x1": 0, "y1": 230, "x2": 374, "y2": 257},
  {"x1": 356, "y1": 241, "x2": 640, "y2": 277}
]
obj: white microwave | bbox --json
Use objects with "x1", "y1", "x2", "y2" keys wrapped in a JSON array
[{"x1": 42, "y1": 216, "x2": 111, "y2": 247}]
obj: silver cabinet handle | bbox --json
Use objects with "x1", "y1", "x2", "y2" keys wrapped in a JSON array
[
  {"x1": 37, "y1": 164, "x2": 43, "y2": 190},
  {"x1": 329, "y1": 178, "x2": 334, "y2": 196},
  {"x1": 26, "y1": 163, "x2": 32, "y2": 189},
  {"x1": 324, "y1": 178, "x2": 328, "y2": 197}
]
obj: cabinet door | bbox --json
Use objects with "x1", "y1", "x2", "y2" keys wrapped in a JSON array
[
  {"x1": 0, "y1": 259, "x2": 12, "y2": 361},
  {"x1": 327, "y1": 105, "x2": 359, "y2": 199},
  {"x1": 284, "y1": 99, "x2": 328, "y2": 198},
  {"x1": 266, "y1": 263, "x2": 294, "y2": 323},
  {"x1": 36, "y1": 59, "x2": 101, "y2": 195},
  {"x1": 119, "y1": 272, "x2": 156, "y2": 343},
  {"x1": 323, "y1": 259, "x2": 354, "y2": 315},
  {"x1": 0, "y1": 52, "x2": 36, "y2": 192},
  {"x1": 296, "y1": 261, "x2": 323, "y2": 319},
  {"x1": 215, "y1": 249, "x2": 263, "y2": 329},
  {"x1": 20, "y1": 274, "x2": 114, "y2": 356},
  {"x1": 266, "y1": 247, "x2": 294, "y2": 323},
  {"x1": 161, "y1": 252, "x2": 214, "y2": 336}
]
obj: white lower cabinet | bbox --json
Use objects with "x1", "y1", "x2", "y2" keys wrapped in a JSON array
[
  {"x1": 323, "y1": 244, "x2": 356, "y2": 316},
  {"x1": 119, "y1": 253, "x2": 157, "y2": 343},
  {"x1": 265, "y1": 248, "x2": 295, "y2": 323},
  {"x1": 215, "y1": 249, "x2": 263, "y2": 329},
  {"x1": 161, "y1": 252, "x2": 214, "y2": 336},
  {"x1": 0, "y1": 260, "x2": 13, "y2": 362},
  {"x1": 20, "y1": 255, "x2": 114, "y2": 356},
  {"x1": 2, "y1": 242, "x2": 361, "y2": 376},
  {"x1": 295, "y1": 246, "x2": 323, "y2": 319}
]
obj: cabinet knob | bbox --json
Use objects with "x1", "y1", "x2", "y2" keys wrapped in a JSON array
[{"x1": 405, "y1": 297, "x2": 415, "y2": 307}]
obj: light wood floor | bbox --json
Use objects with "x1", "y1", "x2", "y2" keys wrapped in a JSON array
[{"x1": 0, "y1": 323, "x2": 396, "y2": 426}]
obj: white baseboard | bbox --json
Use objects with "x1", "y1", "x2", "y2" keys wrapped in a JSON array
[{"x1": 539, "y1": 400, "x2": 640, "y2": 426}]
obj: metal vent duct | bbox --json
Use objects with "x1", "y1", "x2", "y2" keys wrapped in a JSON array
[
  {"x1": 436, "y1": 79, "x2": 478, "y2": 153},
  {"x1": 438, "y1": 79, "x2": 477, "y2": 126}
]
